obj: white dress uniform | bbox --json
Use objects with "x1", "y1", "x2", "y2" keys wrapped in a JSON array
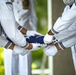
[
  {"x1": 51, "y1": 4, "x2": 76, "y2": 72},
  {"x1": 44, "y1": 3, "x2": 76, "y2": 49},
  {"x1": 44, "y1": 3, "x2": 76, "y2": 72},
  {"x1": 0, "y1": 0, "x2": 37, "y2": 75},
  {"x1": 53, "y1": 19, "x2": 76, "y2": 73},
  {"x1": 12, "y1": 0, "x2": 37, "y2": 75},
  {"x1": 44, "y1": 0, "x2": 76, "y2": 71}
]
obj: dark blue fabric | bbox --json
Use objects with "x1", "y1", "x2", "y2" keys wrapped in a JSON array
[
  {"x1": 6, "y1": 2, "x2": 12, "y2": 4},
  {"x1": 26, "y1": 35, "x2": 44, "y2": 44}
]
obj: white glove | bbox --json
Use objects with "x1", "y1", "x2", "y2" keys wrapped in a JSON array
[
  {"x1": 44, "y1": 45, "x2": 58, "y2": 56},
  {"x1": 44, "y1": 34, "x2": 53, "y2": 44},
  {"x1": 13, "y1": 45, "x2": 28, "y2": 55},
  {"x1": 26, "y1": 30, "x2": 42, "y2": 37},
  {"x1": 29, "y1": 43, "x2": 42, "y2": 51}
]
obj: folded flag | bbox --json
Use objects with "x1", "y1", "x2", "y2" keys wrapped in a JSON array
[{"x1": 26, "y1": 35, "x2": 44, "y2": 44}]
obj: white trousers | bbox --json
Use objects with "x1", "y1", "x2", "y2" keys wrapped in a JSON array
[{"x1": 4, "y1": 49, "x2": 32, "y2": 75}]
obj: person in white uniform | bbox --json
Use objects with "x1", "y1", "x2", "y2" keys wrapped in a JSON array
[
  {"x1": 43, "y1": 0, "x2": 76, "y2": 72},
  {"x1": 0, "y1": 0, "x2": 42, "y2": 75},
  {"x1": 12, "y1": 0, "x2": 39, "y2": 75}
]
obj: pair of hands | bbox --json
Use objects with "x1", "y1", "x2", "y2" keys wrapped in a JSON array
[
  {"x1": 13, "y1": 30, "x2": 58, "y2": 56},
  {"x1": 13, "y1": 30, "x2": 43, "y2": 55},
  {"x1": 44, "y1": 33, "x2": 58, "y2": 56},
  {"x1": 26, "y1": 31, "x2": 58, "y2": 56}
]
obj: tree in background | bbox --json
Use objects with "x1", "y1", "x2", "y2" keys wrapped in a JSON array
[
  {"x1": 32, "y1": 0, "x2": 48, "y2": 73},
  {"x1": 0, "y1": 48, "x2": 4, "y2": 75}
]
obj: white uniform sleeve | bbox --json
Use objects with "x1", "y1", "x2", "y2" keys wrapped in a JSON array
[
  {"x1": 52, "y1": 3, "x2": 76, "y2": 33},
  {"x1": 53, "y1": 21, "x2": 76, "y2": 43},
  {"x1": 58, "y1": 35, "x2": 76, "y2": 50},
  {"x1": 0, "y1": 36, "x2": 12, "y2": 49},
  {"x1": 53, "y1": 21, "x2": 76, "y2": 49},
  {"x1": 0, "y1": 2, "x2": 27, "y2": 47}
]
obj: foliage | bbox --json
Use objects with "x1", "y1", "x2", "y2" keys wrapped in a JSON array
[
  {"x1": 0, "y1": 47, "x2": 4, "y2": 75},
  {"x1": 35, "y1": 0, "x2": 48, "y2": 35},
  {"x1": 32, "y1": 0, "x2": 48, "y2": 70}
]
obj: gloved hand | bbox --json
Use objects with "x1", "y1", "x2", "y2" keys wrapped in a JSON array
[
  {"x1": 26, "y1": 30, "x2": 42, "y2": 37},
  {"x1": 27, "y1": 43, "x2": 42, "y2": 51},
  {"x1": 13, "y1": 45, "x2": 28, "y2": 55},
  {"x1": 44, "y1": 34, "x2": 53, "y2": 44},
  {"x1": 44, "y1": 45, "x2": 58, "y2": 56}
]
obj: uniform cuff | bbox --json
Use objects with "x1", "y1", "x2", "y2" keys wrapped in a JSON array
[
  {"x1": 58, "y1": 42, "x2": 66, "y2": 50},
  {"x1": 18, "y1": 25, "x2": 23, "y2": 31},
  {"x1": 51, "y1": 28, "x2": 59, "y2": 34},
  {"x1": 6, "y1": 2, "x2": 12, "y2": 4},
  {"x1": 5, "y1": 41, "x2": 12, "y2": 49}
]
